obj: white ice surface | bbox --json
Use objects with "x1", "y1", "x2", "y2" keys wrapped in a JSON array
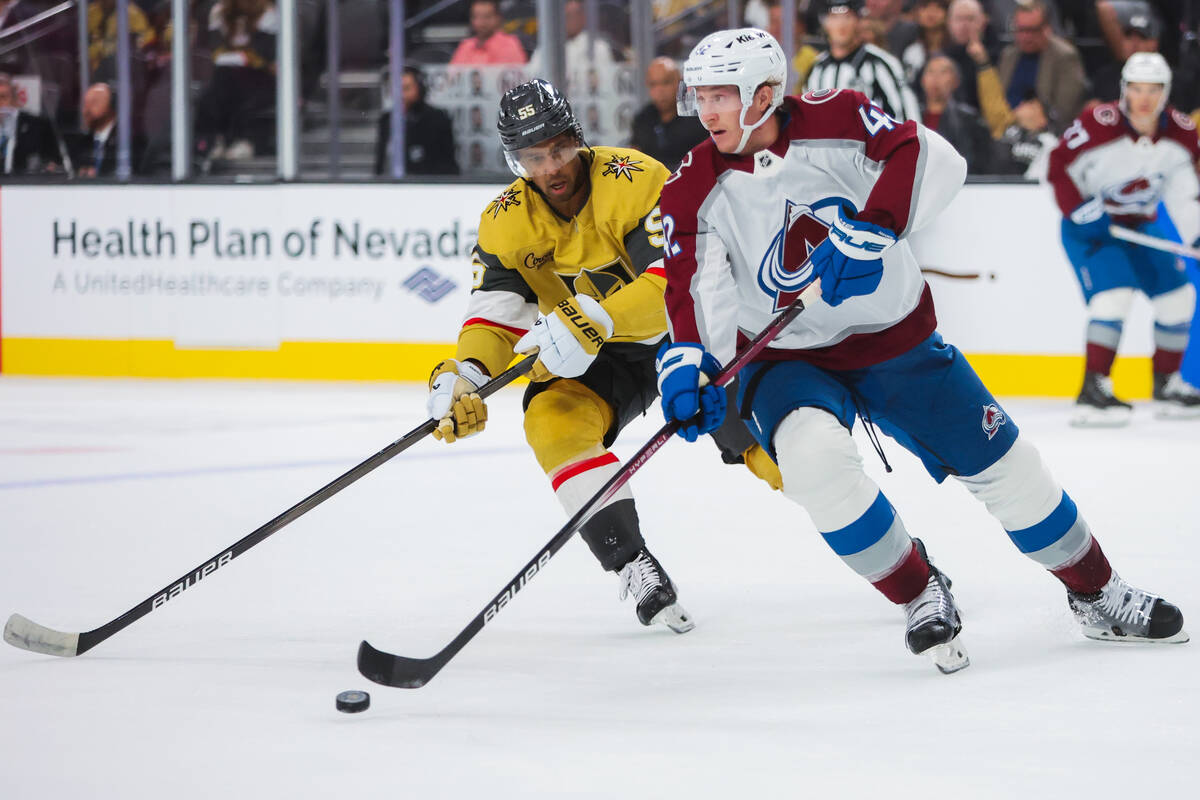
[{"x1": 1, "y1": 376, "x2": 1197, "y2": 798}]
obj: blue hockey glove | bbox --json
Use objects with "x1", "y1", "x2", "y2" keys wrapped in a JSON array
[
  {"x1": 808, "y1": 206, "x2": 896, "y2": 307},
  {"x1": 655, "y1": 342, "x2": 727, "y2": 442}
]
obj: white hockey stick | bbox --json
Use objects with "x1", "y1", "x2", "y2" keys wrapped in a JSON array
[{"x1": 1109, "y1": 225, "x2": 1200, "y2": 260}]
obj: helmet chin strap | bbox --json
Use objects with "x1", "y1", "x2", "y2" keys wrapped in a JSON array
[{"x1": 733, "y1": 102, "x2": 774, "y2": 154}]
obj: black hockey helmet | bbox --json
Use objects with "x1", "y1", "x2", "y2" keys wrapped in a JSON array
[{"x1": 497, "y1": 79, "x2": 586, "y2": 153}]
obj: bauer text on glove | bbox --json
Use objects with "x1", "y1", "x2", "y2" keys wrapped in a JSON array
[
  {"x1": 809, "y1": 206, "x2": 896, "y2": 307},
  {"x1": 514, "y1": 294, "x2": 614, "y2": 379}
]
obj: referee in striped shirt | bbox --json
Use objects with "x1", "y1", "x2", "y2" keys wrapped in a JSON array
[{"x1": 805, "y1": 3, "x2": 920, "y2": 122}]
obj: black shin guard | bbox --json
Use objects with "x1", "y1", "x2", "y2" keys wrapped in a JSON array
[{"x1": 578, "y1": 498, "x2": 645, "y2": 572}]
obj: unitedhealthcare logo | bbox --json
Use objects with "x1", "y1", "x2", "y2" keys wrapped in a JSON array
[{"x1": 403, "y1": 267, "x2": 457, "y2": 303}]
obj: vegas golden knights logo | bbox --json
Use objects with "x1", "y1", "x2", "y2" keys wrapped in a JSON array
[{"x1": 560, "y1": 260, "x2": 634, "y2": 299}]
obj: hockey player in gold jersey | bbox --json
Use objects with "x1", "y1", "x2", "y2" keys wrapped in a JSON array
[{"x1": 427, "y1": 79, "x2": 778, "y2": 632}]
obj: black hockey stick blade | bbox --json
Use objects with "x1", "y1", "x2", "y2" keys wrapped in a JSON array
[
  {"x1": 356, "y1": 281, "x2": 820, "y2": 689},
  {"x1": 358, "y1": 641, "x2": 443, "y2": 689},
  {"x1": 4, "y1": 355, "x2": 538, "y2": 658}
]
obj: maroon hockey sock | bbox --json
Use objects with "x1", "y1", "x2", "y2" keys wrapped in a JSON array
[
  {"x1": 1051, "y1": 538, "x2": 1112, "y2": 595},
  {"x1": 1153, "y1": 348, "x2": 1183, "y2": 375},
  {"x1": 871, "y1": 541, "x2": 930, "y2": 604},
  {"x1": 1085, "y1": 343, "x2": 1117, "y2": 375}
]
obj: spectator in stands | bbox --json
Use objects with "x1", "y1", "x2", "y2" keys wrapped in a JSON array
[
  {"x1": 1088, "y1": 10, "x2": 1159, "y2": 104},
  {"x1": 767, "y1": 1, "x2": 819, "y2": 91},
  {"x1": 983, "y1": 0, "x2": 1086, "y2": 135},
  {"x1": 864, "y1": 0, "x2": 919, "y2": 55},
  {"x1": 630, "y1": 56, "x2": 707, "y2": 170},
  {"x1": 990, "y1": 90, "x2": 1058, "y2": 178},
  {"x1": 531, "y1": 0, "x2": 617, "y2": 73},
  {"x1": 0, "y1": 72, "x2": 63, "y2": 174},
  {"x1": 87, "y1": 0, "x2": 157, "y2": 81},
  {"x1": 195, "y1": 0, "x2": 279, "y2": 161},
  {"x1": 375, "y1": 65, "x2": 459, "y2": 177},
  {"x1": 945, "y1": 0, "x2": 1000, "y2": 111},
  {"x1": 72, "y1": 81, "x2": 144, "y2": 177},
  {"x1": 807, "y1": 3, "x2": 920, "y2": 122},
  {"x1": 450, "y1": 0, "x2": 526, "y2": 65},
  {"x1": 920, "y1": 54, "x2": 992, "y2": 172},
  {"x1": 902, "y1": 0, "x2": 951, "y2": 84}
]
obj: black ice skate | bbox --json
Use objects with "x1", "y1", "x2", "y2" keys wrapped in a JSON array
[
  {"x1": 618, "y1": 549, "x2": 694, "y2": 634},
  {"x1": 1071, "y1": 371, "x2": 1132, "y2": 427},
  {"x1": 1068, "y1": 572, "x2": 1189, "y2": 643},
  {"x1": 904, "y1": 540, "x2": 969, "y2": 674},
  {"x1": 1152, "y1": 372, "x2": 1200, "y2": 419}
]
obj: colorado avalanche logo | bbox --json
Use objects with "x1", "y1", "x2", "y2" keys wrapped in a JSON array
[
  {"x1": 1101, "y1": 173, "x2": 1164, "y2": 214},
  {"x1": 982, "y1": 403, "x2": 1007, "y2": 441},
  {"x1": 757, "y1": 197, "x2": 847, "y2": 311},
  {"x1": 486, "y1": 188, "x2": 522, "y2": 219}
]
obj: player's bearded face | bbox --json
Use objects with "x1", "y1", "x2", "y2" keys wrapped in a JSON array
[
  {"x1": 1125, "y1": 83, "x2": 1165, "y2": 118},
  {"x1": 517, "y1": 134, "x2": 585, "y2": 200}
]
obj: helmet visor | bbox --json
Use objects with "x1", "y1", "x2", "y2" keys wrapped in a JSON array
[
  {"x1": 504, "y1": 135, "x2": 584, "y2": 179},
  {"x1": 677, "y1": 83, "x2": 745, "y2": 117}
]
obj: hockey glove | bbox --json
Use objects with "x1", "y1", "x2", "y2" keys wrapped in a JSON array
[
  {"x1": 515, "y1": 294, "x2": 614, "y2": 379},
  {"x1": 808, "y1": 206, "x2": 896, "y2": 307},
  {"x1": 1066, "y1": 197, "x2": 1111, "y2": 244},
  {"x1": 656, "y1": 342, "x2": 727, "y2": 442},
  {"x1": 427, "y1": 359, "x2": 489, "y2": 443}
]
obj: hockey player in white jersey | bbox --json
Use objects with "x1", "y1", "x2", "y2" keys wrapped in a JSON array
[
  {"x1": 655, "y1": 28, "x2": 1188, "y2": 672},
  {"x1": 1047, "y1": 52, "x2": 1200, "y2": 426}
]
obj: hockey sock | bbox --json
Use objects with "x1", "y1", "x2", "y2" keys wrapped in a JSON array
[
  {"x1": 1152, "y1": 347, "x2": 1184, "y2": 376},
  {"x1": 1049, "y1": 537, "x2": 1112, "y2": 595},
  {"x1": 775, "y1": 409, "x2": 927, "y2": 604},
  {"x1": 550, "y1": 452, "x2": 644, "y2": 572},
  {"x1": 817, "y1": 492, "x2": 929, "y2": 605},
  {"x1": 1084, "y1": 341, "x2": 1118, "y2": 375},
  {"x1": 957, "y1": 437, "x2": 1109, "y2": 594},
  {"x1": 1151, "y1": 285, "x2": 1193, "y2": 371}
]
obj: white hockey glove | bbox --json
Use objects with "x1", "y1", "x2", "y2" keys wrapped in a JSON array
[
  {"x1": 427, "y1": 358, "x2": 489, "y2": 443},
  {"x1": 514, "y1": 294, "x2": 614, "y2": 379}
]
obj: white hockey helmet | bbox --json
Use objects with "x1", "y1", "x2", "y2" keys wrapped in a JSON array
[
  {"x1": 1120, "y1": 52, "x2": 1172, "y2": 116},
  {"x1": 679, "y1": 28, "x2": 787, "y2": 153}
]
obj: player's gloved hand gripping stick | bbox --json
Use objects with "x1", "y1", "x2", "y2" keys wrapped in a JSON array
[
  {"x1": 357, "y1": 279, "x2": 822, "y2": 689},
  {"x1": 3, "y1": 354, "x2": 538, "y2": 658}
]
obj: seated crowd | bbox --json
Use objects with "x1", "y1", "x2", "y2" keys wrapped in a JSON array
[{"x1": 0, "y1": 0, "x2": 1196, "y2": 179}]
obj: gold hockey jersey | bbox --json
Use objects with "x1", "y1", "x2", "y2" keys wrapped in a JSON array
[{"x1": 455, "y1": 146, "x2": 672, "y2": 378}]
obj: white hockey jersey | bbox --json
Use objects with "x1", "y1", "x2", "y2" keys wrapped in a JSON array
[
  {"x1": 1047, "y1": 102, "x2": 1200, "y2": 244},
  {"x1": 660, "y1": 90, "x2": 967, "y2": 370}
]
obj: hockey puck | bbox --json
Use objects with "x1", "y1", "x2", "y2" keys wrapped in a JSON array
[{"x1": 335, "y1": 690, "x2": 370, "y2": 713}]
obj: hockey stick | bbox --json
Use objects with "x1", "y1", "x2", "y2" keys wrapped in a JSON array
[
  {"x1": 1109, "y1": 225, "x2": 1200, "y2": 260},
  {"x1": 357, "y1": 280, "x2": 822, "y2": 688},
  {"x1": 3, "y1": 355, "x2": 538, "y2": 658}
]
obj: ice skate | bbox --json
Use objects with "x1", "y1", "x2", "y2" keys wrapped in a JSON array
[
  {"x1": 1070, "y1": 371, "x2": 1132, "y2": 427},
  {"x1": 618, "y1": 549, "x2": 694, "y2": 634},
  {"x1": 1152, "y1": 372, "x2": 1200, "y2": 419},
  {"x1": 904, "y1": 540, "x2": 969, "y2": 674},
  {"x1": 1068, "y1": 572, "x2": 1189, "y2": 643}
]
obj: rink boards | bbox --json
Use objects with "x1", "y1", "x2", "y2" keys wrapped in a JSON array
[{"x1": 0, "y1": 182, "x2": 1182, "y2": 396}]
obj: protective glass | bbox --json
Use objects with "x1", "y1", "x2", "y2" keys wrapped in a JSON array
[
  {"x1": 677, "y1": 83, "x2": 744, "y2": 117},
  {"x1": 504, "y1": 136, "x2": 583, "y2": 178}
]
